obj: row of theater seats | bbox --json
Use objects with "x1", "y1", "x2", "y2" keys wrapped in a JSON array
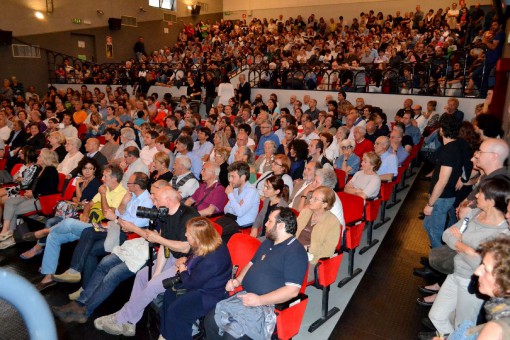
[{"x1": 6, "y1": 137, "x2": 423, "y2": 339}]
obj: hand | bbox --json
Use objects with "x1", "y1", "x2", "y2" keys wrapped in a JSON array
[
  {"x1": 104, "y1": 208, "x2": 116, "y2": 221},
  {"x1": 145, "y1": 229, "x2": 161, "y2": 244},
  {"x1": 238, "y1": 293, "x2": 262, "y2": 307},
  {"x1": 455, "y1": 178, "x2": 463, "y2": 191},
  {"x1": 225, "y1": 184, "x2": 234, "y2": 195},
  {"x1": 24, "y1": 190, "x2": 33, "y2": 199},
  {"x1": 175, "y1": 257, "x2": 186, "y2": 267},
  {"x1": 449, "y1": 226, "x2": 462, "y2": 240},
  {"x1": 226, "y1": 279, "x2": 240, "y2": 292},
  {"x1": 119, "y1": 161, "x2": 127, "y2": 169},
  {"x1": 423, "y1": 205, "x2": 433, "y2": 216},
  {"x1": 98, "y1": 185, "x2": 107, "y2": 195}
]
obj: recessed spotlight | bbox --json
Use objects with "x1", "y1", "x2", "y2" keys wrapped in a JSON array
[
  {"x1": 187, "y1": 5, "x2": 192, "y2": 10},
  {"x1": 35, "y1": 11, "x2": 44, "y2": 19}
]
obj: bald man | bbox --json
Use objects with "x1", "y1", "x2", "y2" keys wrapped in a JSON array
[
  {"x1": 374, "y1": 136, "x2": 398, "y2": 181},
  {"x1": 458, "y1": 138, "x2": 510, "y2": 219}
]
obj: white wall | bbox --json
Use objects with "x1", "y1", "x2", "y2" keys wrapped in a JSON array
[
  {"x1": 50, "y1": 83, "x2": 482, "y2": 123},
  {"x1": 223, "y1": 0, "x2": 492, "y2": 24}
]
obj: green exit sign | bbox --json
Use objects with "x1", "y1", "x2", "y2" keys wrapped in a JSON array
[{"x1": 72, "y1": 18, "x2": 82, "y2": 24}]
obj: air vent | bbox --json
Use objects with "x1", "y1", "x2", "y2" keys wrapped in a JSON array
[
  {"x1": 12, "y1": 44, "x2": 41, "y2": 58},
  {"x1": 163, "y1": 12, "x2": 177, "y2": 22},
  {"x1": 121, "y1": 16, "x2": 138, "y2": 27}
]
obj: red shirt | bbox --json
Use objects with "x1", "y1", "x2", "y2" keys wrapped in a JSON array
[{"x1": 354, "y1": 138, "x2": 374, "y2": 159}]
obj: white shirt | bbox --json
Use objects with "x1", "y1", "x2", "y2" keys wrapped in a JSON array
[
  {"x1": 173, "y1": 172, "x2": 200, "y2": 199},
  {"x1": 140, "y1": 145, "x2": 158, "y2": 166},
  {"x1": 0, "y1": 125, "x2": 11, "y2": 142},
  {"x1": 60, "y1": 125, "x2": 78, "y2": 139}
]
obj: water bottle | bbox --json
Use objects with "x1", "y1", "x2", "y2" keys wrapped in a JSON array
[{"x1": 459, "y1": 217, "x2": 470, "y2": 234}]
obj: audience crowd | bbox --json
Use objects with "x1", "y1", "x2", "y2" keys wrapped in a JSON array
[{"x1": 0, "y1": 3, "x2": 509, "y2": 339}]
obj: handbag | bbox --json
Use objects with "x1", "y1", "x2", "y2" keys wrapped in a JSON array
[
  {"x1": 428, "y1": 244, "x2": 456, "y2": 275},
  {"x1": 54, "y1": 201, "x2": 81, "y2": 219}
]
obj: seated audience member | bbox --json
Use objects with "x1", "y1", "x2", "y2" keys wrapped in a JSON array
[
  {"x1": 335, "y1": 139, "x2": 361, "y2": 175},
  {"x1": 473, "y1": 113, "x2": 504, "y2": 140},
  {"x1": 154, "y1": 135, "x2": 176, "y2": 170},
  {"x1": 216, "y1": 161, "x2": 259, "y2": 240},
  {"x1": 58, "y1": 137, "x2": 84, "y2": 176},
  {"x1": 233, "y1": 146, "x2": 257, "y2": 184},
  {"x1": 159, "y1": 217, "x2": 232, "y2": 340},
  {"x1": 121, "y1": 146, "x2": 149, "y2": 189},
  {"x1": 373, "y1": 136, "x2": 398, "y2": 181},
  {"x1": 52, "y1": 184, "x2": 199, "y2": 330},
  {"x1": 140, "y1": 130, "x2": 159, "y2": 167},
  {"x1": 60, "y1": 113, "x2": 78, "y2": 139},
  {"x1": 288, "y1": 139, "x2": 309, "y2": 180},
  {"x1": 255, "y1": 120, "x2": 280, "y2": 156},
  {"x1": 277, "y1": 124, "x2": 298, "y2": 156},
  {"x1": 297, "y1": 167, "x2": 345, "y2": 226},
  {"x1": 289, "y1": 161, "x2": 321, "y2": 210},
  {"x1": 51, "y1": 172, "x2": 153, "y2": 294},
  {"x1": 185, "y1": 161, "x2": 227, "y2": 216},
  {"x1": 19, "y1": 157, "x2": 103, "y2": 259},
  {"x1": 213, "y1": 147, "x2": 230, "y2": 188},
  {"x1": 149, "y1": 151, "x2": 173, "y2": 190},
  {"x1": 175, "y1": 135, "x2": 202, "y2": 179},
  {"x1": 66, "y1": 138, "x2": 104, "y2": 188},
  {"x1": 6, "y1": 119, "x2": 28, "y2": 156},
  {"x1": 228, "y1": 131, "x2": 250, "y2": 164},
  {"x1": 466, "y1": 236, "x2": 510, "y2": 339},
  {"x1": 353, "y1": 126, "x2": 374, "y2": 159},
  {"x1": 344, "y1": 151, "x2": 382, "y2": 199},
  {"x1": 112, "y1": 127, "x2": 139, "y2": 165},
  {"x1": 250, "y1": 175, "x2": 289, "y2": 237},
  {"x1": 307, "y1": 139, "x2": 333, "y2": 168},
  {"x1": 296, "y1": 186, "x2": 341, "y2": 268},
  {"x1": 164, "y1": 116, "x2": 180, "y2": 142},
  {"x1": 374, "y1": 112, "x2": 390, "y2": 137},
  {"x1": 393, "y1": 122, "x2": 414, "y2": 152},
  {"x1": 320, "y1": 132, "x2": 337, "y2": 163},
  {"x1": 254, "y1": 140, "x2": 277, "y2": 174},
  {"x1": 254, "y1": 154, "x2": 293, "y2": 197},
  {"x1": 169, "y1": 156, "x2": 199, "y2": 201},
  {"x1": 25, "y1": 123, "x2": 46, "y2": 150},
  {"x1": 428, "y1": 178, "x2": 510, "y2": 337},
  {"x1": 205, "y1": 207, "x2": 308, "y2": 340},
  {"x1": 0, "y1": 146, "x2": 39, "y2": 203},
  {"x1": 299, "y1": 121, "x2": 320, "y2": 144},
  {"x1": 364, "y1": 120, "x2": 377, "y2": 144},
  {"x1": 98, "y1": 128, "x2": 120, "y2": 161},
  {"x1": 0, "y1": 149, "x2": 60, "y2": 250},
  {"x1": 0, "y1": 114, "x2": 11, "y2": 142},
  {"x1": 35, "y1": 164, "x2": 127, "y2": 290},
  {"x1": 193, "y1": 126, "x2": 214, "y2": 161},
  {"x1": 402, "y1": 110, "x2": 422, "y2": 145},
  {"x1": 389, "y1": 127, "x2": 410, "y2": 165}
]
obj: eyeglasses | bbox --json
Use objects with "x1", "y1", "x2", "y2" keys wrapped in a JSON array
[
  {"x1": 83, "y1": 167, "x2": 95, "y2": 171},
  {"x1": 341, "y1": 146, "x2": 353, "y2": 150},
  {"x1": 126, "y1": 182, "x2": 136, "y2": 186},
  {"x1": 475, "y1": 150, "x2": 495, "y2": 155},
  {"x1": 310, "y1": 196, "x2": 325, "y2": 203},
  {"x1": 274, "y1": 162, "x2": 283, "y2": 167},
  {"x1": 260, "y1": 126, "x2": 271, "y2": 129}
]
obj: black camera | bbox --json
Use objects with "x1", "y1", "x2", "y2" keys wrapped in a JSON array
[
  {"x1": 162, "y1": 273, "x2": 182, "y2": 289},
  {"x1": 136, "y1": 206, "x2": 169, "y2": 220}
]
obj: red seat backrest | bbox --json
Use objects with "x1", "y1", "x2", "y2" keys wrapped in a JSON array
[
  {"x1": 379, "y1": 181, "x2": 395, "y2": 201},
  {"x1": 57, "y1": 173, "x2": 66, "y2": 193},
  {"x1": 337, "y1": 192, "x2": 364, "y2": 224},
  {"x1": 365, "y1": 198, "x2": 382, "y2": 222},
  {"x1": 10, "y1": 163, "x2": 23, "y2": 177},
  {"x1": 227, "y1": 233, "x2": 261, "y2": 275},
  {"x1": 334, "y1": 169, "x2": 347, "y2": 191},
  {"x1": 316, "y1": 252, "x2": 343, "y2": 287}
]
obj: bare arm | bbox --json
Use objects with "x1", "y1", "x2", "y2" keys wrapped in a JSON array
[{"x1": 238, "y1": 285, "x2": 301, "y2": 307}]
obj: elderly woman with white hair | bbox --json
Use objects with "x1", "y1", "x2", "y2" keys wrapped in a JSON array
[
  {"x1": 334, "y1": 138, "x2": 360, "y2": 175},
  {"x1": 57, "y1": 137, "x2": 84, "y2": 176},
  {"x1": 254, "y1": 140, "x2": 277, "y2": 174},
  {"x1": 112, "y1": 127, "x2": 139, "y2": 165},
  {"x1": 0, "y1": 149, "x2": 60, "y2": 249}
]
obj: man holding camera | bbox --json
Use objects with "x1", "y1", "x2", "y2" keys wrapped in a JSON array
[
  {"x1": 53, "y1": 183, "x2": 199, "y2": 335},
  {"x1": 37, "y1": 164, "x2": 127, "y2": 291},
  {"x1": 205, "y1": 207, "x2": 308, "y2": 339},
  {"x1": 51, "y1": 172, "x2": 153, "y2": 299}
]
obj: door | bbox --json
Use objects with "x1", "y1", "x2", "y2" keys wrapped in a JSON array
[{"x1": 70, "y1": 33, "x2": 96, "y2": 62}]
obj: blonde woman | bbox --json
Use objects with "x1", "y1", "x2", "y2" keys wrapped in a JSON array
[
  {"x1": 208, "y1": 130, "x2": 231, "y2": 162},
  {"x1": 0, "y1": 149, "x2": 60, "y2": 249},
  {"x1": 48, "y1": 131, "x2": 67, "y2": 162}
]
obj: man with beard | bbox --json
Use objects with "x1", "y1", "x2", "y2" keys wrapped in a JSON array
[{"x1": 204, "y1": 207, "x2": 308, "y2": 340}]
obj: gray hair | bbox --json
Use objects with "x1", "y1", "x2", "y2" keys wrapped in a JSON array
[
  {"x1": 264, "y1": 140, "x2": 277, "y2": 154},
  {"x1": 177, "y1": 156, "x2": 192, "y2": 170},
  {"x1": 315, "y1": 168, "x2": 338, "y2": 189},
  {"x1": 239, "y1": 146, "x2": 254, "y2": 164},
  {"x1": 354, "y1": 125, "x2": 366, "y2": 135},
  {"x1": 204, "y1": 161, "x2": 221, "y2": 177},
  {"x1": 340, "y1": 139, "x2": 355, "y2": 148},
  {"x1": 377, "y1": 136, "x2": 390, "y2": 150},
  {"x1": 67, "y1": 137, "x2": 82, "y2": 150},
  {"x1": 121, "y1": 127, "x2": 136, "y2": 141}
]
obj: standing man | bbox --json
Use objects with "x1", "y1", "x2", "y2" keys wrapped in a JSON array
[
  {"x1": 237, "y1": 74, "x2": 251, "y2": 105},
  {"x1": 422, "y1": 115, "x2": 464, "y2": 249}
]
